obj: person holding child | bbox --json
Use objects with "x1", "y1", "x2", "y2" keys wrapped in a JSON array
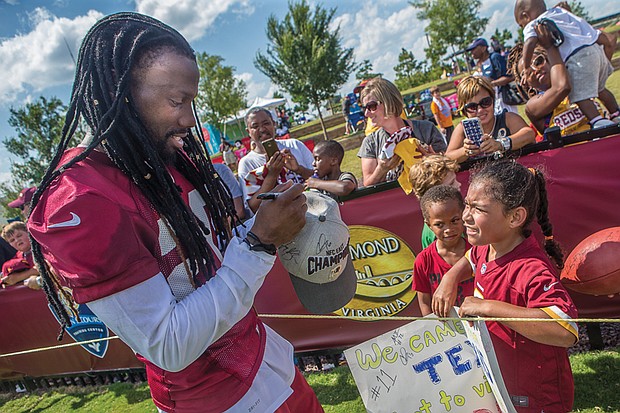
[
  {"x1": 446, "y1": 76, "x2": 535, "y2": 163},
  {"x1": 305, "y1": 140, "x2": 357, "y2": 200},
  {"x1": 509, "y1": 17, "x2": 617, "y2": 137},
  {"x1": 433, "y1": 159, "x2": 578, "y2": 412},
  {"x1": 515, "y1": 0, "x2": 620, "y2": 129},
  {"x1": 412, "y1": 185, "x2": 474, "y2": 316},
  {"x1": 409, "y1": 155, "x2": 461, "y2": 249}
]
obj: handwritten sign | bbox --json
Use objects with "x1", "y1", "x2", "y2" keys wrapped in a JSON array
[
  {"x1": 461, "y1": 314, "x2": 516, "y2": 413},
  {"x1": 344, "y1": 313, "x2": 504, "y2": 413}
]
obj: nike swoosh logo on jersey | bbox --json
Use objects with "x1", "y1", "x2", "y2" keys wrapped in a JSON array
[
  {"x1": 543, "y1": 281, "x2": 559, "y2": 292},
  {"x1": 48, "y1": 212, "x2": 81, "y2": 229}
]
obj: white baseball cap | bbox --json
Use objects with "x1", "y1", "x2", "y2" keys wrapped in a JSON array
[{"x1": 277, "y1": 191, "x2": 356, "y2": 314}]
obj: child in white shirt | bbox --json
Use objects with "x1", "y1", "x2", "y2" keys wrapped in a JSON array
[{"x1": 515, "y1": 0, "x2": 620, "y2": 127}]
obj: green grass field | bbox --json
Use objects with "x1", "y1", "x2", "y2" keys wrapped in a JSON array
[{"x1": 1, "y1": 347, "x2": 618, "y2": 412}]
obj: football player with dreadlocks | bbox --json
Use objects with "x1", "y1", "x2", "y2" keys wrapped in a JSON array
[{"x1": 27, "y1": 12, "x2": 322, "y2": 413}]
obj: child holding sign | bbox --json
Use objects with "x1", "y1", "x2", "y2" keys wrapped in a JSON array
[
  {"x1": 412, "y1": 185, "x2": 474, "y2": 316},
  {"x1": 432, "y1": 159, "x2": 578, "y2": 413}
]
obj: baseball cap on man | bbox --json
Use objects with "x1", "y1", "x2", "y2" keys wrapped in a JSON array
[
  {"x1": 8, "y1": 187, "x2": 36, "y2": 209},
  {"x1": 277, "y1": 191, "x2": 356, "y2": 314},
  {"x1": 465, "y1": 38, "x2": 488, "y2": 52},
  {"x1": 353, "y1": 79, "x2": 370, "y2": 94}
]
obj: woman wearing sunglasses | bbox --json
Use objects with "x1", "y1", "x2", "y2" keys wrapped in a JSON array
[
  {"x1": 508, "y1": 22, "x2": 614, "y2": 137},
  {"x1": 445, "y1": 76, "x2": 535, "y2": 163},
  {"x1": 357, "y1": 77, "x2": 444, "y2": 186}
]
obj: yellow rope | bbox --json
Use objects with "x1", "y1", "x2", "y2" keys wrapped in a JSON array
[
  {"x1": 259, "y1": 313, "x2": 620, "y2": 323},
  {"x1": 0, "y1": 336, "x2": 119, "y2": 358},
  {"x1": 1, "y1": 313, "x2": 619, "y2": 358}
]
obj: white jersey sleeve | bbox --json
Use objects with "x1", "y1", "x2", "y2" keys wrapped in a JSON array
[{"x1": 87, "y1": 220, "x2": 275, "y2": 372}]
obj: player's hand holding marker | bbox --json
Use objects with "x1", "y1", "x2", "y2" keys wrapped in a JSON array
[{"x1": 251, "y1": 181, "x2": 308, "y2": 248}]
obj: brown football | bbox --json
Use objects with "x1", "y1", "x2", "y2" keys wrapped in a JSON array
[{"x1": 560, "y1": 227, "x2": 620, "y2": 296}]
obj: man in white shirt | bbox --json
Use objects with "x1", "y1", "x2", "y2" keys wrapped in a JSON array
[{"x1": 238, "y1": 107, "x2": 315, "y2": 213}]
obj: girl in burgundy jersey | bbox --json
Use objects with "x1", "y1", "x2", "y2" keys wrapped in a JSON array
[{"x1": 433, "y1": 159, "x2": 578, "y2": 413}]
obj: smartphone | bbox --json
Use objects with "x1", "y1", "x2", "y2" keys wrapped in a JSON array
[
  {"x1": 263, "y1": 139, "x2": 279, "y2": 159},
  {"x1": 461, "y1": 117, "x2": 484, "y2": 147}
]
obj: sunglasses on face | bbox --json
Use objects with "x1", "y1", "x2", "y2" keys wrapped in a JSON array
[
  {"x1": 463, "y1": 96, "x2": 493, "y2": 114},
  {"x1": 531, "y1": 54, "x2": 546, "y2": 71},
  {"x1": 362, "y1": 101, "x2": 380, "y2": 112}
]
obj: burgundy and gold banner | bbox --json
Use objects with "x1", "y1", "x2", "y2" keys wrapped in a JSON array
[{"x1": 1, "y1": 135, "x2": 619, "y2": 380}]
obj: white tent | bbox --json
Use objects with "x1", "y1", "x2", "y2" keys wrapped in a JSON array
[
  {"x1": 248, "y1": 96, "x2": 286, "y2": 110},
  {"x1": 225, "y1": 96, "x2": 287, "y2": 125}
]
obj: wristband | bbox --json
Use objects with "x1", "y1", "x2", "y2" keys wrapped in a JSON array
[
  {"x1": 243, "y1": 231, "x2": 277, "y2": 255},
  {"x1": 499, "y1": 137, "x2": 512, "y2": 152}
]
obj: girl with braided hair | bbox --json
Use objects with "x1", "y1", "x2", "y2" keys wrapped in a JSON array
[
  {"x1": 432, "y1": 159, "x2": 578, "y2": 412},
  {"x1": 27, "y1": 12, "x2": 321, "y2": 413}
]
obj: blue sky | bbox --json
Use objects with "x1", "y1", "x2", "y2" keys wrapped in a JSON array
[{"x1": 0, "y1": 0, "x2": 617, "y2": 189}]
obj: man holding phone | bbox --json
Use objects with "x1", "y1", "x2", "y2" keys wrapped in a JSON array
[{"x1": 239, "y1": 107, "x2": 315, "y2": 213}]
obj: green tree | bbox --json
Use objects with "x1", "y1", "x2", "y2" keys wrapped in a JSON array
[
  {"x1": 1, "y1": 96, "x2": 78, "y2": 216},
  {"x1": 195, "y1": 53, "x2": 247, "y2": 140},
  {"x1": 254, "y1": 0, "x2": 355, "y2": 140},
  {"x1": 492, "y1": 28, "x2": 513, "y2": 48},
  {"x1": 355, "y1": 59, "x2": 382, "y2": 81},
  {"x1": 393, "y1": 48, "x2": 429, "y2": 90},
  {"x1": 565, "y1": 1, "x2": 590, "y2": 20},
  {"x1": 410, "y1": 0, "x2": 488, "y2": 66}
]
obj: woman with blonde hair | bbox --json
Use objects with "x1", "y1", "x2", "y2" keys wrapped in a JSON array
[
  {"x1": 357, "y1": 77, "x2": 444, "y2": 186},
  {"x1": 445, "y1": 76, "x2": 535, "y2": 163}
]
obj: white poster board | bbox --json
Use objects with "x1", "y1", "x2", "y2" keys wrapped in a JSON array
[
  {"x1": 344, "y1": 310, "x2": 514, "y2": 413},
  {"x1": 460, "y1": 312, "x2": 517, "y2": 413}
]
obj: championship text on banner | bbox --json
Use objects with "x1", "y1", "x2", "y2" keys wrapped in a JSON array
[{"x1": 344, "y1": 311, "x2": 513, "y2": 413}]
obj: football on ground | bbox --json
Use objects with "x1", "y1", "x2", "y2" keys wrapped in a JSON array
[{"x1": 560, "y1": 227, "x2": 620, "y2": 296}]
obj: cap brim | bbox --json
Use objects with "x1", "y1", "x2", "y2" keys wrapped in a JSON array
[
  {"x1": 465, "y1": 45, "x2": 476, "y2": 52},
  {"x1": 289, "y1": 258, "x2": 357, "y2": 314},
  {"x1": 7, "y1": 199, "x2": 24, "y2": 208}
]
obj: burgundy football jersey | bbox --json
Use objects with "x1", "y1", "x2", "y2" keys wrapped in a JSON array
[
  {"x1": 29, "y1": 148, "x2": 265, "y2": 412},
  {"x1": 469, "y1": 236, "x2": 578, "y2": 412},
  {"x1": 412, "y1": 240, "x2": 474, "y2": 306}
]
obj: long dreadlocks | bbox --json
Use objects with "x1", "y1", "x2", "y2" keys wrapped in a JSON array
[
  {"x1": 506, "y1": 43, "x2": 533, "y2": 102},
  {"x1": 30, "y1": 12, "x2": 238, "y2": 338}
]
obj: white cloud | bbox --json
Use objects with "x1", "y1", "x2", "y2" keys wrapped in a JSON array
[
  {"x1": 135, "y1": 0, "x2": 253, "y2": 42},
  {"x1": 334, "y1": 4, "x2": 427, "y2": 95},
  {"x1": 236, "y1": 72, "x2": 270, "y2": 102},
  {"x1": 0, "y1": 8, "x2": 102, "y2": 104},
  {"x1": 0, "y1": 1, "x2": 256, "y2": 105},
  {"x1": 483, "y1": 7, "x2": 520, "y2": 42}
]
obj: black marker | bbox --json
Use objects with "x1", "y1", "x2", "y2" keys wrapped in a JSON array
[{"x1": 257, "y1": 192, "x2": 279, "y2": 200}]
